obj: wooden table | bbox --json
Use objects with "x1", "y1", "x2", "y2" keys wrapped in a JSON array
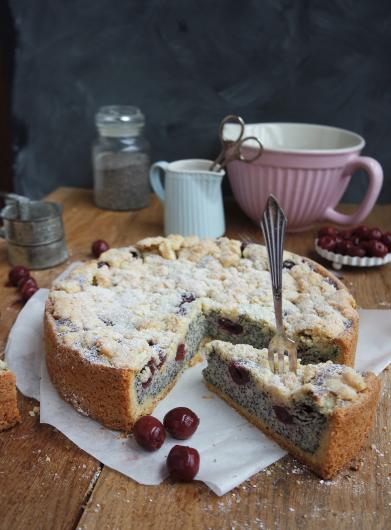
[{"x1": 0, "y1": 188, "x2": 390, "y2": 530}]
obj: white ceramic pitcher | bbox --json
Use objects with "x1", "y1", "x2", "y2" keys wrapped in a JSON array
[{"x1": 149, "y1": 159, "x2": 225, "y2": 238}]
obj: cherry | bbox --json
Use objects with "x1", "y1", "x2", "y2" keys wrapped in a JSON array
[
  {"x1": 176, "y1": 343, "x2": 186, "y2": 361},
  {"x1": 380, "y1": 232, "x2": 391, "y2": 251},
  {"x1": 21, "y1": 285, "x2": 38, "y2": 302},
  {"x1": 229, "y1": 361, "x2": 250, "y2": 385},
  {"x1": 369, "y1": 228, "x2": 382, "y2": 241},
  {"x1": 273, "y1": 405, "x2": 294, "y2": 425},
  {"x1": 92, "y1": 240, "x2": 109, "y2": 258},
  {"x1": 166, "y1": 445, "x2": 200, "y2": 482},
  {"x1": 347, "y1": 246, "x2": 365, "y2": 258},
  {"x1": 366, "y1": 240, "x2": 388, "y2": 258},
  {"x1": 317, "y1": 226, "x2": 339, "y2": 238},
  {"x1": 133, "y1": 416, "x2": 166, "y2": 451},
  {"x1": 359, "y1": 240, "x2": 371, "y2": 255},
  {"x1": 340, "y1": 229, "x2": 352, "y2": 240},
  {"x1": 352, "y1": 225, "x2": 370, "y2": 240},
  {"x1": 334, "y1": 240, "x2": 354, "y2": 255},
  {"x1": 17, "y1": 276, "x2": 37, "y2": 291},
  {"x1": 318, "y1": 236, "x2": 336, "y2": 252},
  {"x1": 163, "y1": 407, "x2": 200, "y2": 440},
  {"x1": 218, "y1": 318, "x2": 243, "y2": 335},
  {"x1": 9, "y1": 266, "x2": 29, "y2": 286}
]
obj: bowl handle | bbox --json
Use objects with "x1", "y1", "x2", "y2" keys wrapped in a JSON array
[{"x1": 323, "y1": 156, "x2": 383, "y2": 225}]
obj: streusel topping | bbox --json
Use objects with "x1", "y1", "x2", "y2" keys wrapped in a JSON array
[
  {"x1": 207, "y1": 341, "x2": 367, "y2": 413},
  {"x1": 47, "y1": 236, "x2": 356, "y2": 371}
]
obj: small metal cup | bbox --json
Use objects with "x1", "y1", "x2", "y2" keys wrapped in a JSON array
[{"x1": 0, "y1": 193, "x2": 68, "y2": 269}]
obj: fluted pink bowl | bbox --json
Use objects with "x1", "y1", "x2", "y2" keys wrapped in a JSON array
[{"x1": 225, "y1": 123, "x2": 383, "y2": 231}]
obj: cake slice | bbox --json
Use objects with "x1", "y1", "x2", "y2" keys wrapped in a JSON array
[
  {"x1": 203, "y1": 341, "x2": 380, "y2": 479},
  {"x1": 0, "y1": 360, "x2": 21, "y2": 431}
]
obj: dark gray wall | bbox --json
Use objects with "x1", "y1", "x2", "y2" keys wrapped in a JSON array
[{"x1": 9, "y1": 0, "x2": 391, "y2": 203}]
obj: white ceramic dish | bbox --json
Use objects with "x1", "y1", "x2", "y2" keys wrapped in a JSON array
[{"x1": 315, "y1": 239, "x2": 391, "y2": 270}]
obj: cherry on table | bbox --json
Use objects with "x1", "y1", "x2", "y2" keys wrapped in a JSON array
[
  {"x1": 133, "y1": 415, "x2": 166, "y2": 451},
  {"x1": 18, "y1": 276, "x2": 37, "y2": 291},
  {"x1": 92, "y1": 240, "x2": 110, "y2": 258},
  {"x1": 21, "y1": 285, "x2": 38, "y2": 302},
  {"x1": 166, "y1": 445, "x2": 200, "y2": 482},
  {"x1": 9, "y1": 266, "x2": 29, "y2": 286},
  {"x1": 318, "y1": 236, "x2": 336, "y2": 252},
  {"x1": 163, "y1": 407, "x2": 200, "y2": 440}
]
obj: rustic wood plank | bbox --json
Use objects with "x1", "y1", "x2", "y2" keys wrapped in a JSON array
[
  {"x1": 77, "y1": 196, "x2": 391, "y2": 530},
  {"x1": 1, "y1": 188, "x2": 390, "y2": 530}
]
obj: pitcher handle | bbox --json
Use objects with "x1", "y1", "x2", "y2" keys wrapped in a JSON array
[
  {"x1": 323, "y1": 156, "x2": 383, "y2": 225},
  {"x1": 149, "y1": 161, "x2": 168, "y2": 202}
]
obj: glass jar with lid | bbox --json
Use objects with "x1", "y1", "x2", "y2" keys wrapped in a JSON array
[{"x1": 92, "y1": 105, "x2": 150, "y2": 210}]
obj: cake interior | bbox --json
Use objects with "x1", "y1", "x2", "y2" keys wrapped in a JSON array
[
  {"x1": 134, "y1": 311, "x2": 339, "y2": 410},
  {"x1": 202, "y1": 346, "x2": 328, "y2": 454}
]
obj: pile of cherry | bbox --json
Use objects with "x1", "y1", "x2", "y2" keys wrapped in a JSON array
[
  {"x1": 8, "y1": 266, "x2": 39, "y2": 302},
  {"x1": 317, "y1": 225, "x2": 391, "y2": 258},
  {"x1": 6, "y1": 239, "x2": 111, "y2": 304},
  {"x1": 133, "y1": 407, "x2": 200, "y2": 482}
]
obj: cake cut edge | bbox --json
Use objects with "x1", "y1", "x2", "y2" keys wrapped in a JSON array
[{"x1": 203, "y1": 342, "x2": 380, "y2": 479}]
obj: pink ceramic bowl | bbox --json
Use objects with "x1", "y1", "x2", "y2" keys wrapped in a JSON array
[{"x1": 225, "y1": 123, "x2": 383, "y2": 231}]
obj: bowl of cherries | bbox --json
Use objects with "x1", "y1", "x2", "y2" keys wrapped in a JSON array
[{"x1": 315, "y1": 225, "x2": 391, "y2": 270}]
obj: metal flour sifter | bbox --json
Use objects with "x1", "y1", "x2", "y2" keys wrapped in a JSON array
[{"x1": 0, "y1": 193, "x2": 68, "y2": 269}]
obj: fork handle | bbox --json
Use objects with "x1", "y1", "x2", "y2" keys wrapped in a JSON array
[{"x1": 260, "y1": 195, "x2": 287, "y2": 335}]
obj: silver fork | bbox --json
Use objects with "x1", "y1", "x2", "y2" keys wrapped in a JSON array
[{"x1": 260, "y1": 195, "x2": 297, "y2": 374}]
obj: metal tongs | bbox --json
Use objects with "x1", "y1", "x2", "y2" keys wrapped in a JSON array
[{"x1": 261, "y1": 195, "x2": 297, "y2": 374}]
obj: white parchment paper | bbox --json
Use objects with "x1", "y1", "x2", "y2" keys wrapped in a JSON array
[{"x1": 5, "y1": 273, "x2": 391, "y2": 496}]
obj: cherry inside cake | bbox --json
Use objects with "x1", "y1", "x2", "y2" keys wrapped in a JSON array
[
  {"x1": 203, "y1": 341, "x2": 379, "y2": 479},
  {"x1": 44, "y1": 235, "x2": 358, "y2": 431}
]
